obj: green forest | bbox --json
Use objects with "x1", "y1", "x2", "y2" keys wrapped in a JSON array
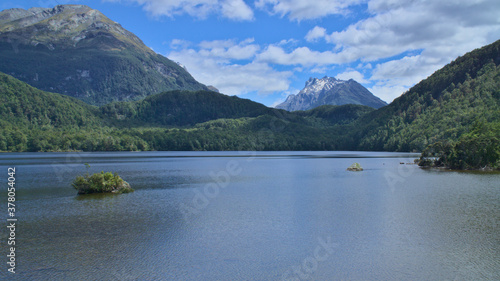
[
  {"x1": 418, "y1": 121, "x2": 500, "y2": 170},
  {"x1": 0, "y1": 71, "x2": 350, "y2": 152}
]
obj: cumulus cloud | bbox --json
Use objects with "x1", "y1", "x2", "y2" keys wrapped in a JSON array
[
  {"x1": 336, "y1": 70, "x2": 368, "y2": 84},
  {"x1": 366, "y1": 52, "x2": 453, "y2": 102},
  {"x1": 326, "y1": 0, "x2": 500, "y2": 62},
  {"x1": 370, "y1": 55, "x2": 442, "y2": 84},
  {"x1": 106, "y1": 0, "x2": 254, "y2": 21},
  {"x1": 126, "y1": 0, "x2": 500, "y2": 103},
  {"x1": 305, "y1": 26, "x2": 327, "y2": 42},
  {"x1": 255, "y1": 0, "x2": 363, "y2": 21},
  {"x1": 316, "y1": 0, "x2": 500, "y2": 101},
  {"x1": 198, "y1": 38, "x2": 260, "y2": 60},
  {"x1": 168, "y1": 39, "x2": 292, "y2": 96},
  {"x1": 221, "y1": 0, "x2": 254, "y2": 20},
  {"x1": 256, "y1": 45, "x2": 349, "y2": 66}
]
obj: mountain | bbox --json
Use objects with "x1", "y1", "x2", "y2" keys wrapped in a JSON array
[
  {"x1": 346, "y1": 39, "x2": 500, "y2": 152},
  {"x1": 0, "y1": 5, "x2": 207, "y2": 105},
  {"x1": 276, "y1": 76, "x2": 387, "y2": 111}
]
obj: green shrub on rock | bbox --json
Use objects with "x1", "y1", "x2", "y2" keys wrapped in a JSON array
[
  {"x1": 72, "y1": 171, "x2": 133, "y2": 194},
  {"x1": 347, "y1": 162, "x2": 363, "y2": 171}
]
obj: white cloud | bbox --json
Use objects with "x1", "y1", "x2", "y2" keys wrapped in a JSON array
[
  {"x1": 169, "y1": 39, "x2": 191, "y2": 49},
  {"x1": 305, "y1": 26, "x2": 327, "y2": 42},
  {"x1": 310, "y1": 66, "x2": 329, "y2": 74},
  {"x1": 277, "y1": 38, "x2": 298, "y2": 46},
  {"x1": 255, "y1": 0, "x2": 363, "y2": 21},
  {"x1": 168, "y1": 39, "x2": 292, "y2": 96},
  {"x1": 106, "y1": 0, "x2": 254, "y2": 21},
  {"x1": 256, "y1": 45, "x2": 349, "y2": 66},
  {"x1": 370, "y1": 55, "x2": 441, "y2": 84},
  {"x1": 317, "y1": 0, "x2": 500, "y2": 101},
  {"x1": 198, "y1": 38, "x2": 260, "y2": 60},
  {"x1": 221, "y1": 0, "x2": 254, "y2": 20},
  {"x1": 366, "y1": 53, "x2": 452, "y2": 102},
  {"x1": 336, "y1": 70, "x2": 368, "y2": 83}
]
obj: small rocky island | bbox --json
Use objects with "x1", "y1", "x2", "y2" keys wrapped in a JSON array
[
  {"x1": 347, "y1": 163, "x2": 363, "y2": 171},
  {"x1": 72, "y1": 171, "x2": 133, "y2": 195}
]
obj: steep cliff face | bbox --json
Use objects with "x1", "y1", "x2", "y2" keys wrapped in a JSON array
[
  {"x1": 276, "y1": 76, "x2": 387, "y2": 111},
  {"x1": 0, "y1": 5, "x2": 207, "y2": 105}
]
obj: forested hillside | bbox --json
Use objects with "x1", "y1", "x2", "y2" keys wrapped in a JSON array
[
  {"x1": 0, "y1": 72, "x2": 349, "y2": 152},
  {"x1": 347, "y1": 39, "x2": 500, "y2": 152},
  {"x1": 100, "y1": 90, "x2": 276, "y2": 127},
  {"x1": 295, "y1": 104, "x2": 375, "y2": 126}
]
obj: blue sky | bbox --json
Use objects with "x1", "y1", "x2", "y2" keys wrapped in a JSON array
[{"x1": 2, "y1": 0, "x2": 500, "y2": 107}]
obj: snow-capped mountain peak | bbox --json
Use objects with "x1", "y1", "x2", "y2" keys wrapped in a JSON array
[
  {"x1": 302, "y1": 76, "x2": 346, "y2": 94},
  {"x1": 276, "y1": 76, "x2": 387, "y2": 111}
]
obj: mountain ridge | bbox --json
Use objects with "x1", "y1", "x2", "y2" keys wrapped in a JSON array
[
  {"x1": 0, "y1": 5, "x2": 208, "y2": 106},
  {"x1": 276, "y1": 76, "x2": 387, "y2": 111},
  {"x1": 0, "y1": 5, "x2": 154, "y2": 53}
]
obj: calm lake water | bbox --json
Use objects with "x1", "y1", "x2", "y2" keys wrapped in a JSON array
[{"x1": 0, "y1": 151, "x2": 498, "y2": 280}]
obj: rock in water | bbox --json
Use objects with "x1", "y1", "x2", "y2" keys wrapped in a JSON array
[{"x1": 347, "y1": 163, "x2": 363, "y2": 171}]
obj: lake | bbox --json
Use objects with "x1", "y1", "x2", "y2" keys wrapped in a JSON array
[{"x1": 0, "y1": 151, "x2": 498, "y2": 280}]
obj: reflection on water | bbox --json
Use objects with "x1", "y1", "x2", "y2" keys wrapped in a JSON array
[{"x1": 0, "y1": 151, "x2": 498, "y2": 280}]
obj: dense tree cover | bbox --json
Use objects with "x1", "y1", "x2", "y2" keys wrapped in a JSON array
[
  {"x1": 0, "y1": 118, "x2": 344, "y2": 152},
  {"x1": 0, "y1": 72, "x2": 103, "y2": 128},
  {"x1": 101, "y1": 90, "x2": 277, "y2": 127},
  {"x1": 295, "y1": 104, "x2": 375, "y2": 126},
  {"x1": 418, "y1": 121, "x2": 500, "y2": 170},
  {"x1": 0, "y1": 72, "x2": 346, "y2": 152}
]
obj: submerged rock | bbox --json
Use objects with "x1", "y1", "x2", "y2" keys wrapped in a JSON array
[{"x1": 347, "y1": 163, "x2": 363, "y2": 171}]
